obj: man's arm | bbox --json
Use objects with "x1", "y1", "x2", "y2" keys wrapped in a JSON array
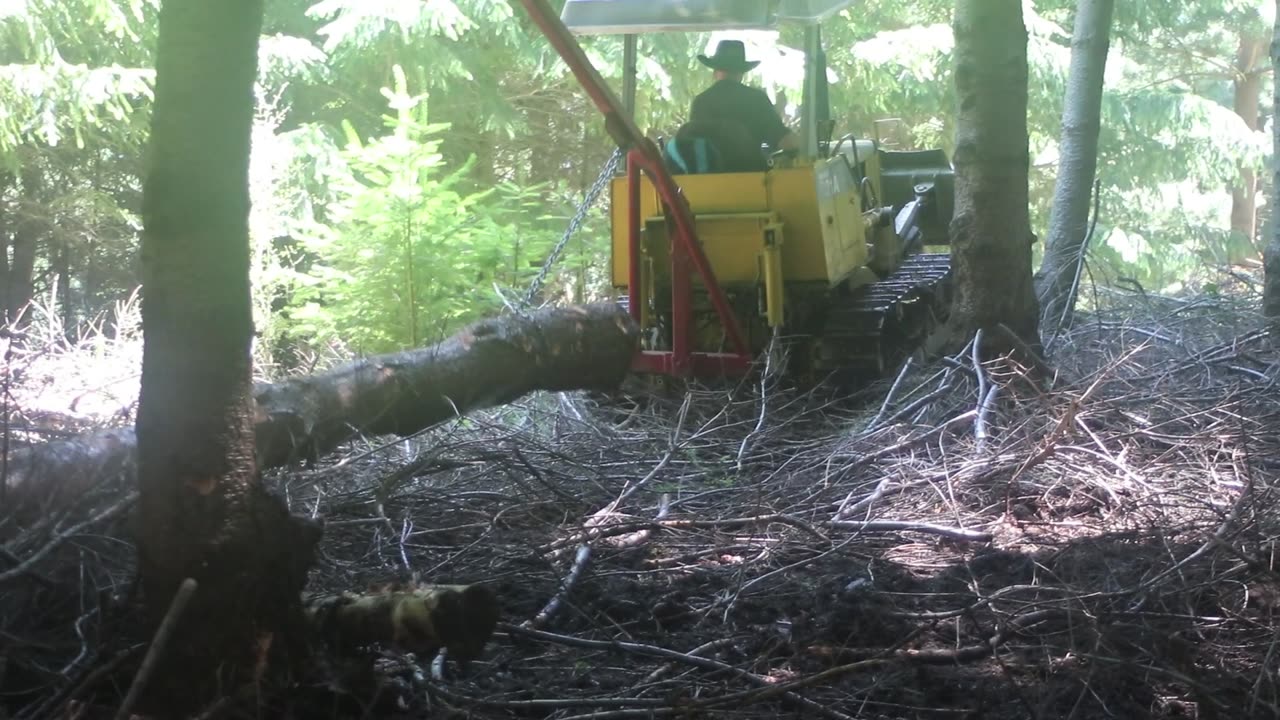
[{"x1": 755, "y1": 89, "x2": 796, "y2": 151}]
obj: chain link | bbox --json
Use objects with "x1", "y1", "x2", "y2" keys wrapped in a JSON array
[{"x1": 520, "y1": 147, "x2": 625, "y2": 308}]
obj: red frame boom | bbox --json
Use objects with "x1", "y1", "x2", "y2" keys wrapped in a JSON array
[{"x1": 517, "y1": 0, "x2": 753, "y2": 378}]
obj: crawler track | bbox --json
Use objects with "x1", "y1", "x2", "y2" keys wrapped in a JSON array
[{"x1": 813, "y1": 252, "x2": 952, "y2": 383}]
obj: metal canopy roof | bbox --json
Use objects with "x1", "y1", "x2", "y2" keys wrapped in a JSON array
[{"x1": 559, "y1": 0, "x2": 855, "y2": 35}]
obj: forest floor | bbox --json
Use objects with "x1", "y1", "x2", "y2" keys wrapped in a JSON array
[{"x1": 3, "y1": 285, "x2": 1280, "y2": 720}]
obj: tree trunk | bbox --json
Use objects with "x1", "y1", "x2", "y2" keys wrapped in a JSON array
[
  {"x1": 1034, "y1": 0, "x2": 1114, "y2": 332},
  {"x1": 1266, "y1": 5, "x2": 1280, "y2": 318},
  {"x1": 134, "y1": 0, "x2": 320, "y2": 713},
  {"x1": 6, "y1": 303, "x2": 638, "y2": 511},
  {"x1": 54, "y1": 240, "x2": 73, "y2": 334},
  {"x1": 945, "y1": 0, "x2": 1042, "y2": 358},
  {"x1": 0, "y1": 173, "x2": 10, "y2": 314},
  {"x1": 7, "y1": 166, "x2": 40, "y2": 325},
  {"x1": 1230, "y1": 30, "x2": 1267, "y2": 262}
]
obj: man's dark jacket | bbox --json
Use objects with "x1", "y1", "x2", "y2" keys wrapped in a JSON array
[{"x1": 688, "y1": 79, "x2": 789, "y2": 171}]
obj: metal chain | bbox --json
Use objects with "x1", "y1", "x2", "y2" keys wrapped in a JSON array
[{"x1": 520, "y1": 147, "x2": 624, "y2": 308}]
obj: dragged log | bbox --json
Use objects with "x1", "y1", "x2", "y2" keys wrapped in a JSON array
[
  {"x1": 252, "y1": 302, "x2": 638, "y2": 466},
  {"x1": 4, "y1": 303, "x2": 639, "y2": 509},
  {"x1": 305, "y1": 583, "x2": 500, "y2": 665}
]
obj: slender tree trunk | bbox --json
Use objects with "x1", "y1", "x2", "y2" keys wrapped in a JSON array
[
  {"x1": 54, "y1": 241, "x2": 73, "y2": 334},
  {"x1": 7, "y1": 167, "x2": 40, "y2": 325},
  {"x1": 1034, "y1": 0, "x2": 1114, "y2": 331},
  {"x1": 0, "y1": 173, "x2": 10, "y2": 318},
  {"x1": 134, "y1": 0, "x2": 319, "y2": 712},
  {"x1": 1231, "y1": 30, "x2": 1267, "y2": 261},
  {"x1": 1266, "y1": 4, "x2": 1280, "y2": 317},
  {"x1": 945, "y1": 0, "x2": 1042, "y2": 357}
]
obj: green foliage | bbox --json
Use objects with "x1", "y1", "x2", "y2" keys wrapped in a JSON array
[
  {"x1": 281, "y1": 68, "x2": 482, "y2": 352},
  {"x1": 0, "y1": 0, "x2": 156, "y2": 159},
  {"x1": 5, "y1": 0, "x2": 1276, "y2": 361},
  {"x1": 820, "y1": 1, "x2": 1272, "y2": 290},
  {"x1": 269, "y1": 66, "x2": 609, "y2": 357}
]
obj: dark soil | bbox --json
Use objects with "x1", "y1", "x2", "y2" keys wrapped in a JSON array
[{"x1": 4, "y1": 295, "x2": 1280, "y2": 719}]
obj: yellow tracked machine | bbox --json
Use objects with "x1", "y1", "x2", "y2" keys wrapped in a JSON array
[{"x1": 521, "y1": 0, "x2": 955, "y2": 383}]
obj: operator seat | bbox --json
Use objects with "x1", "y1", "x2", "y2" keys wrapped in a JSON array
[{"x1": 663, "y1": 119, "x2": 768, "y2": 175}]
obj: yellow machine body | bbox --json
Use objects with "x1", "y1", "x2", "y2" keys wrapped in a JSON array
[
  {"x1": 534, "y1": 0, "x2": 956, "y2": 380},
  {"x1": 609, "y1": 154, "x2": 914, "y2": 360},
  {"x1": 610, "y1": 159, "x2": 887, "y2": 289}
]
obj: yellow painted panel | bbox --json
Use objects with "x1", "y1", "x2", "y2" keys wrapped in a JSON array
[
  {"x1": 813, "y1": 157, "x2": 869, "y2": 285},
  {"x1": 611, "y1": 167, "x2": 852, "y2": 288},
  {"x1": 612, "y1": 172, "x2": 770, "y2": 287},
  {"x1": 815, "y1": 174, "x2": 845, "y2": 281},
  {"x1": 693, "y1": 214, "x2": 773, "y2": 286},
  {"x1": 763, "y1": 168, "x2": 830, "y2": 282}
]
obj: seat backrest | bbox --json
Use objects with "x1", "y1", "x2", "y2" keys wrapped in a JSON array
[
  {"x1": 665, "y1": 136, "x2": 721, "y2": 174},
  {"x1": 664, "y1": 119, "x2": 767, "y2": 175}
]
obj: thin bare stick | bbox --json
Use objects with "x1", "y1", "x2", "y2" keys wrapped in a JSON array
[
  {"x1": 0, "y1": 494, "x2": 135, "y2": 586},
  {"x1": 872, "y1": 386, "x2": 952, "y2": 430},
  {"x1": 504, "y1": 624, "x2": 856, "y2": 720},
  {"x1": 867, "y1": 356, "x2": 913, "y2": 429},
  {"x1": 826, "y1": 519, "x2": 992, "y2": 542},
  {"x1": 736, "y1": 326, "x2": 781, "y2": 471},
  {"x1": 638, "y1": 637, "x2": 735, "y2": 685},
  {"x1": 972, "y1": 328, "x2": 988, "y2": 400},
  {"x1": 974, "y1": 384, "x2": 1000, "y2": 451},
  {"x1": 610, "y1": 493, "x2": 671, "y2": 549},
  {"x1": 845, "y1": 410, "x2": 977, "y2": 470},
  {"x1": 683, "y1": 609, "x2": 1059, "y2": 710},
  {"x1": 604, "y1": 392, "x2": 691, "y2": 513},
  {"x1": 544, "y1": 512, "x2": 830, "y2": 552},
  {"x1": 833, "y1": 477, "x2": 891, "y2": 521},
  {"x1": 430, "y1": 647, "x2": 448, "y2": 682},
  {"x1": 523, "y1": 543, "x2": 591, "y2": 629},
  {"x1": 113, "y1": 577, "x2": 198, "y2": 720},
  {"x1": 994, "y1": 322, "x2": 1054, "y2": 383}
]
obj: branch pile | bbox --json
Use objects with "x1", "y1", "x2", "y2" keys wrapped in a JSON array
[
  {"x1": 3, "y1": 302, "x2": 638, "y2": 513},
  {"x1": 4, "y1": 290, "x2": 1280, "y2": 719}
]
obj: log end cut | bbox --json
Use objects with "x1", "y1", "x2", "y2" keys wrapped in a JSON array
[{"x1": 306, "y1": 583, "x2": 501, "y2": 664}]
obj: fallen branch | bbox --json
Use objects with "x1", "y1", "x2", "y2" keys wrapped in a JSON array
[
  {"x1": 114, "y1": 578, "x2": 198, "y2": 720},
  {"x1": 542, "y1": 512, "x2": 831, "y2": 553},
  {"x1": 846, "y1": 410, "x2": 978, "y2": 470},
  {"x1": 6, "y1": 303, "x2": 639, "y2": 508},
  {"x1": 504, "y1": 624, "x2": 856, "y2": 720},
  {"x1": 0, "y1": 493, "x2": 135, "y2": 586},
  {"x1": 684, "y1": 609, "x2": 1059, "y2": 710},
  {"x1": 523, "y1": 544, "x2": 592, "y2": 630},
  {"x1": 827, "y1": 518, "x2": 992, "y2": 542}
]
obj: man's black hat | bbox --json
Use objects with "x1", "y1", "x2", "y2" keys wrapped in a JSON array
[{"x1": 697, "y1": 40, "x2": 760, "y2": 73}]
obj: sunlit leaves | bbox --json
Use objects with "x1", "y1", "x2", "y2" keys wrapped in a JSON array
[
  {"x1": 0, "y1": 0, "x2": 155, "y2": 157},
  {"x1": 271, "y1": 68, "x2": 575, "y2": 353}
]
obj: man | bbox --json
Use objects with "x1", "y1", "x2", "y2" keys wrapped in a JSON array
[{"x1": 688, "y1": 39, "x2": 799, "y2": 170}]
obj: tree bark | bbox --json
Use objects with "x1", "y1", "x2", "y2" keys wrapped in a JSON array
[
  {"x1": 0, "y1": 173, "x2": 10, "y2": 312},
  {"x1": 134, "y1": 0, "x2": 321, "y2": 713},
  {"x1": 54, "y1": 240, "x2": 73, "y2": 334},
  {"x1": 305, "y1": 583, "x2": 500, "y2": 665},
  {"x1": 945, "y1": 0, "x2": 1042, "y2": 358},
  {"x1": 1034, "y1": 0, "x2": 1115, "y2": 332},
  {"x1": 6, "y1": 303, "x2": 638, "y2": 511},
  {"x1": 1230, "y1": 30, "x2": 1267, "y2": 262},
  {"x1": 1266, "y1": 5, "x2": 1280, "y2": 318},
  {"x1": 7, "y1": 166, "x2": 40, "y2": 325}
]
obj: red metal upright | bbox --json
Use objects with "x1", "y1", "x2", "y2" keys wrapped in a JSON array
[
  {"x1": 517, "y1": 0, "x2": 754, "y2": 378},
  {"x1": 626, "y1": 153, "x2": 641, "y2": 324},
  {"x1": 669, "y1": 217, "x2": 693, "y2": 376}
]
